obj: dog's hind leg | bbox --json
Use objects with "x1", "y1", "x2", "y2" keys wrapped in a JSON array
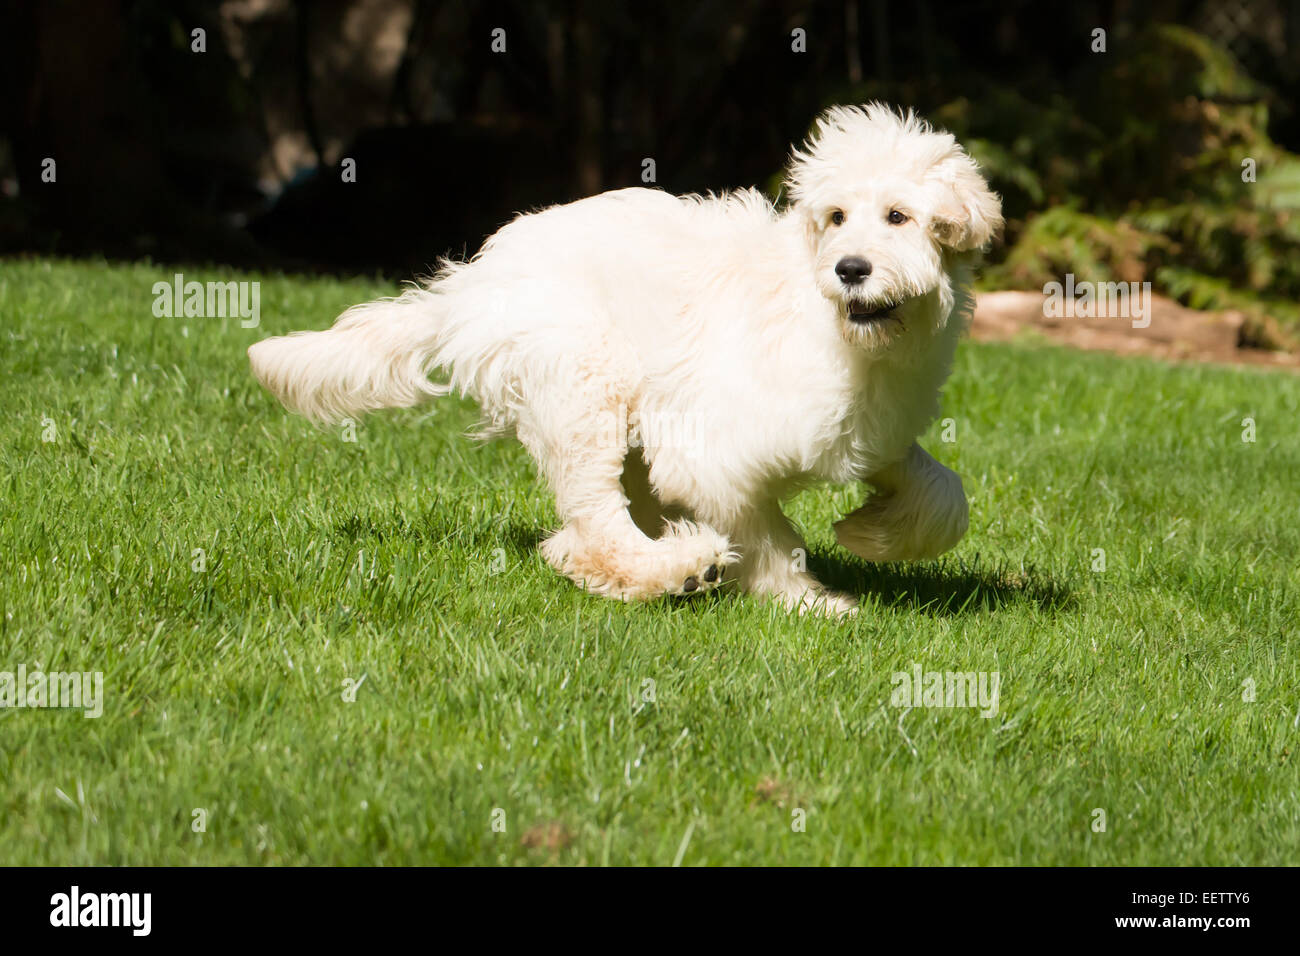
[
  {"x1": 834, "y1": 443, "x2": 969, "y2": 562},
  {"x1": 522, "y1": 365, "x2": 735, "y2": 602},
  {"x1": 538, "y1": 456, "x2": 735, "y2": 601},
  {"x1": 718, "y1": 501, "x2": 858, "y2": 617}
]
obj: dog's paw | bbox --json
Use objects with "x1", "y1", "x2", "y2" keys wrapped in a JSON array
[
  {"x1": 656, "y1": 522, "x2": 737, "y2": 598},
  {"x1": 821, "y1": 591, "x2": 861, "y2": 618},
  {"x1": 673, "y1": 560, "x2": 723, "y2": 595},
  {"x1": 834, "y1": 490, "x2": 968, "y2": 563},
  {"x1": 837, "y1": 452, "x2": 970, "y2": 562},
  {"x1": 541, "y1": 521, "x2": 736, "y2": 601},
  {"x1": 834, "y1": 497, "x2": 915, "y2": 562},
  {"x1": 775, "y1": 588, "x2": 859, "y2": 618}
]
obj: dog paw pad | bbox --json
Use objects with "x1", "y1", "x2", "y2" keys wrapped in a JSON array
[
  {"x1": 703, "y1": 564, "x2": 719, "y2": 583},
  {"x1": 682, "y1": 576, "x2": 700, "y2": 593}
]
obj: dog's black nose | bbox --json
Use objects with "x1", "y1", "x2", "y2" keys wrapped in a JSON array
[{"x1": 835, "y1": 256, "x2": 872, "y2": 285}]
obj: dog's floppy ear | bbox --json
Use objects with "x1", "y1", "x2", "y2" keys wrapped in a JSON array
[{"x1": 928, "y1": 147, "x2": 1003, "y2": 252}]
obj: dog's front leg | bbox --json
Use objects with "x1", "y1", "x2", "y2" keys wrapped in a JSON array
[
  {"x1": 834, "y1": 443, "x2": 968, "y2": 563},
  {"x1": 726, "y1": 501, "x2": 858, "y2": 617}
]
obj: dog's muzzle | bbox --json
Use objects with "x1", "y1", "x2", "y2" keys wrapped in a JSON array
[{"x1": 848, "y1": 299, "x2": 901, "y2": 324}]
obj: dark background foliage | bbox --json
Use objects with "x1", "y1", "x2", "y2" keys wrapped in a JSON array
[{"x1": 2, "y1": 0, "x2": 1298, "y2": 334}]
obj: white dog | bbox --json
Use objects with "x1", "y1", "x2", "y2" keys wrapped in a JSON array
[{"x1": 249, "y1": 104, "x2": 1002, "y2": 615}]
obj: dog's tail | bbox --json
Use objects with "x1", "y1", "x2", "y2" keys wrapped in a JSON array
[{"x1": 248, "y1": 286, "x2": 450, "y2": 424}]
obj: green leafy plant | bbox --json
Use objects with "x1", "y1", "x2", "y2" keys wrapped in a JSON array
[{"x1": 939, "y1": 25, "x2": 1300, "y2": 350}]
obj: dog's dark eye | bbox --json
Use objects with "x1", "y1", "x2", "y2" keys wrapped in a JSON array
[
  {"x1": 830, "y1": 210, "x2": 845, "y2": 226},
  {"x1": 887, "y1": 210, "x2": 908, "y2": 225}
]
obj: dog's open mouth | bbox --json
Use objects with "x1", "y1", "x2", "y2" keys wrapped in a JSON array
[{"x1": 847, "y1": 300, "x2": 900, "y2": 324}]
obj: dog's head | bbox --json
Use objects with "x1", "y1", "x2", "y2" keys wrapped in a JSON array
[{"x1": 785, "y1": 104, "x2": 1003, "y2": 351}]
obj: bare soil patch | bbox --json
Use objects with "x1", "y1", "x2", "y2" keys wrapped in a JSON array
[{"x1": 972, "y1": 291, "x2": 1299, "y2": 370}]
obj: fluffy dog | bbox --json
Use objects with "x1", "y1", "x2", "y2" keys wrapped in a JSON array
[{"x1": 248, "y1": 104, "x2": 1002, "y2": 615}]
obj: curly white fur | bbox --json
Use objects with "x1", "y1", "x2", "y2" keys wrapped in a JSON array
[{"x1": 248, "y1": 103, "x2": 1002, "y2": 615}]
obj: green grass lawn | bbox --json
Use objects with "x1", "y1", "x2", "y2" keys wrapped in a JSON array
[{"x1": 1, "y1": 257, "x2": 1297, "y2": 865}]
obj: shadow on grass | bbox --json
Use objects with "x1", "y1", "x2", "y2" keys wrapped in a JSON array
[
  {"x1": 335, "y1": 512, "x2": 1070, "y2": 616},
  {"x1": 810, "y1": 550, "x2": 1073, "y2": 616},
  {"x1": 662, "y1": 551, "x2": 1072, "y2": 619}
]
